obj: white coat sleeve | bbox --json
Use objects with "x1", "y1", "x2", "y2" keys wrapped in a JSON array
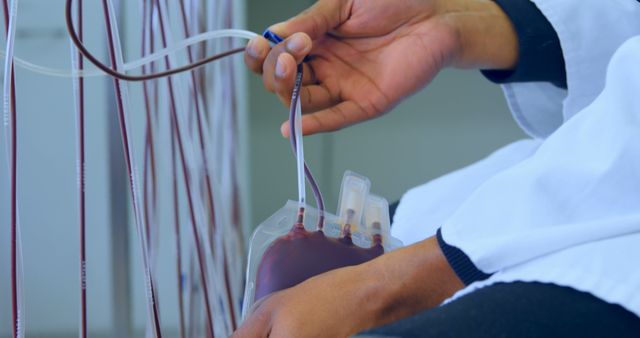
[
  {"x1": 442, "y1": 35, "x2": 640, "y2": 274},
  {"x1": 503, "y1": 0, "x2": 640, "y2": 139}
]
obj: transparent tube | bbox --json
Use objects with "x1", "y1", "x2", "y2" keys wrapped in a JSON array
[
  {"x1": 15, "y1": 221, "x2": 25, "y2": 338},
  {"x1": 286, "y1": 67, "x2": 307, "y2": 210},
  {"x1": 1, "y1": 29, "x2": 259, "y2": 78},
  {"x1": 153, "y1": 0, "x2": 216, "y2": 335},
  {"x1": 2, "y1": 0, "x2": 25, "y2": 337},
  {"x1": 2, "y1": 0, "x2": 16, "y2": 139},
  {"x1": 294, "y1": 86, "x2": 305, "y2": 207},
  {"x1": 103, "y1": 0, "x2": 162, "y2": 336},
  {"x1": 69, "y1": 31, "x2": 87, "y2": 338}
]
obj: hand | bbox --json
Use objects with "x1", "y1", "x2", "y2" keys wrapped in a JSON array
[
  {"x1": 232, "y1": 236, "x2": 464, "y2": 337},
  {"x1": 244, "y1": 0, "x2": 518, "y2": 136},
  {"x1": 233, "y1": 265, "x2": 374, "y2": 338}
]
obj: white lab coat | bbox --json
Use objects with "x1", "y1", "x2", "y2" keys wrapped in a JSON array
[{"x1": 392, "y1": 1, "x2": 640, "y2": 316}]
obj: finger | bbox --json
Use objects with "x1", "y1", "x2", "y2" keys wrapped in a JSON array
[
  {"x1": 273, "y1": 57, "x2": 324, "y2": 103},
  {"x1": 280, "y1": 100, "x2": 370, "y2": 137},
  {"x1": 262, "y1": 33, "x2": 312, "y2": 92},
  {"x1": 300, "y1": 85, "x2": 340, "y2": 113},
  {"x1": 244, "y1": 37, "x2": 271, "y2": 75},
  {"x1": 265, "y1": 57, "x2": 317, "y2": 97},
  {"x1": 273, "y1": 53, "x2": 298, "y2": 103},
  {"x1": 276, "y1": 61, "x2": 320, "y2": 90},
  {"x1": 269, "y1": 0, "x2": 351, "y2": 40},
  {"x1": 301, "y1": 61, "x2": 319, "y2": 86},
  {"x1": 275, "y1": 78, "x2": 339, "y2": 115},
  {"x1": 231, "y1": 309, "x2": 271, "y2": 338}
]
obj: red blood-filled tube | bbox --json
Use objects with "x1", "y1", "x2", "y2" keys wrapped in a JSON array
[
  {"x1": 171, "y1": 120, "x2": 187, "y2": 338},
  {"x1": 287, "y1": 64, "x2": 325, "y2": 229},
  {"x1": 152, "y1": 0, "x2": 215, "y2": 335},
  {"x1": 2, "y1": 0, "x2": 20, "y2": 336},
  {"x1": 70, "y1": 0, "x2": 88, "y2": 336},
  {"x1": 141, "y1": 0, "x2": 158, "y2": 268},
  {"x1": 99, "y1": 0, "x2": 163, "y2": 336},
  {"x1": 65, "y1": 0, "x2": 245, "y2": 83},
  {"x1": 176, "y1": 1, "x2": 238, "y2": 329}
]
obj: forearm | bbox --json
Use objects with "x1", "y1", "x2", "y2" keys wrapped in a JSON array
[
  {"x1": 349, "y1": 236, "x2": 465, "y2": 331},
  {"x1": 438, "y1": 0, "x2": 519, "y2": 70}
]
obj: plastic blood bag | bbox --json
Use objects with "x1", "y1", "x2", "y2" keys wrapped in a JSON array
[
  {"x1": 253, "y1": 221, "x2": 384, "y2": 301},
  {"x1": 242, "y1": 172, "x2": 403, "y2": 318}
]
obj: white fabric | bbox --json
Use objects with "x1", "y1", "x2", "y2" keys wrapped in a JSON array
[
  {"x1": 501, "y1": 0, "x2": 640, "y2": 138},
  {"x1": 392, "y1": 2, "x2": 640, "y2": 316},
  {"x1": 503, "y1": 82, "x2": 565, "y2": 139},
  {"x1": 442, "y1": 36, "x2": 640, "y2": 315},
  {"x1": 391, "y1": 139, "x2": 542, "y2": 245}
]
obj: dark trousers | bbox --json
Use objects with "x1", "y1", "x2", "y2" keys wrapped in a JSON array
[{"x1": 364, "y1": 282, "x2": 640, "y2": 338}]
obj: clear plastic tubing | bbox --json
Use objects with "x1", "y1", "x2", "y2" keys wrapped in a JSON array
[
  {"x1": 1, "y1": 29, "x2": 260, "y2": 78},
  {"x1": 152, "y1": 0, "x2": 215, "y2": 336},
  {"x1": 2, "y1": 0, "x2": 24, "y2": 337},
  {"x1": 292, "y1": 68, "x2": 305, "y2": 209},
  {"x1": 101, "y1": 0, "x2": 163, "y2": 337},
  {"x1": 285, "y1": 63, "x2": 325, "y2": 230},
  {"x1": 176, "y1": 0, "x2": 238, "y2": 331},
  {"x1": 2, "y1": 0, "x2": 15, "y2": 166},
  {"x1": 287, "y1": 63, "x2": 325, "y2": 228},
  {"x1": 68, "y1": 0, "x2": 87, "y2": 336}
]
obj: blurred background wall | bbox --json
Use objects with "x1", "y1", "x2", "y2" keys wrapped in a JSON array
[{"x1": 0, "y1": 0, "x2": 524, "y2": 337}]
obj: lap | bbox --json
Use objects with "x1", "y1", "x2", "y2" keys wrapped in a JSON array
[{"x1": 363, "y1": 282, "x2": 640, "y2": 338}]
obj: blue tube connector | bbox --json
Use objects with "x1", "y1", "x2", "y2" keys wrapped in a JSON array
[
  {"x1": 263, "y1": 29, "x2": 311, "y2": 62},
  {"x1": 263, "y1": 30, "x2": 284, "y2": 44}
]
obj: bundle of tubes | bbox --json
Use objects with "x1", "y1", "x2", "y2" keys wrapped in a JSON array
[{"x1": 2, "y1": 0, "x2": 261, "y2": 336}]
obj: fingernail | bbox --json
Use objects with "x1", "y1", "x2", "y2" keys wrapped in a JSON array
[
  {"x1": 275, "y1": 55, "x2": 287, "y2": 78},
  {"x1": 286, "y1": 34, "x2": 307, "y2": 54},
  {"x1": 269, "y1": 23, "x2": 285, "y2": 34},
  {"x1": 280, "y1": 123, "x2": 289, "y2": 138},
  {"x1": 246, "y1": 39, "x2": 260, "y2": 58}
]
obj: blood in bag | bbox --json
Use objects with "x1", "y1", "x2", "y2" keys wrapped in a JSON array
[
  {"x1": 250, "y1": 172, "x2": 393, "y2": 302},
  {"x1": 254, "y1": 223, "x2": 384, "y2": 301}
]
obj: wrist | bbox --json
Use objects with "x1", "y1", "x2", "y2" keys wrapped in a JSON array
[
  {"x1": 353, "y1": 236, "x2": 465, "y2": 332},
  {"x1": 438, "y1": 0, "x2": 519, "y2": 69}
]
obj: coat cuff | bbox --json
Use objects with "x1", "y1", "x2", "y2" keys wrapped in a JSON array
[
  {"x1": 481, "y1": 0, "x2": 567, "y2": 89},
  {"x1": 436, "y1": 228, "x2": 492, "y2": 285}
]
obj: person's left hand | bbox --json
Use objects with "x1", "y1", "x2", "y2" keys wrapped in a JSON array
[
  {"x1": 232, "y1": 264, "x2": 378, "y2": 338},
  {"x1": 232, "y1": 236, "x2": 465, "y2": 337}
]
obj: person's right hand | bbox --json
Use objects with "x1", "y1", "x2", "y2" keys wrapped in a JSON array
[{"x1": 244, "y1": 0, "x2": 518, "y2": 137}]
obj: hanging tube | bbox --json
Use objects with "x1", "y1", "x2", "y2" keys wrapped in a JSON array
[
  {"x1": 100, "y1": 0, "x2": 163, "y2": 336},
  {"x1": 68, "y1": 0, "x2": 87, "y2": 336},
  {"x1": 2, "y1": 0, "x2": 24, "y2": 337},
  {"x1": 1, "y1": 29, "x2": 259, "y2": 78}
]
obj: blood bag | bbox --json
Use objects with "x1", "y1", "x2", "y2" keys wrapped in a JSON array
[{"x1": 241, "y1": 171, "x2": 403, "y2": 319}]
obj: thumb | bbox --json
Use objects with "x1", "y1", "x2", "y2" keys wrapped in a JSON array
[
  {"x1": 281, "y1": 33, "x2": 313, "y2": 64},
  {"x1": 269, "y1": 0, "x2": 352, "y2": 40},
  {"x1": 231, "y1": 311, "x2": 271, "y2": 338}
]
